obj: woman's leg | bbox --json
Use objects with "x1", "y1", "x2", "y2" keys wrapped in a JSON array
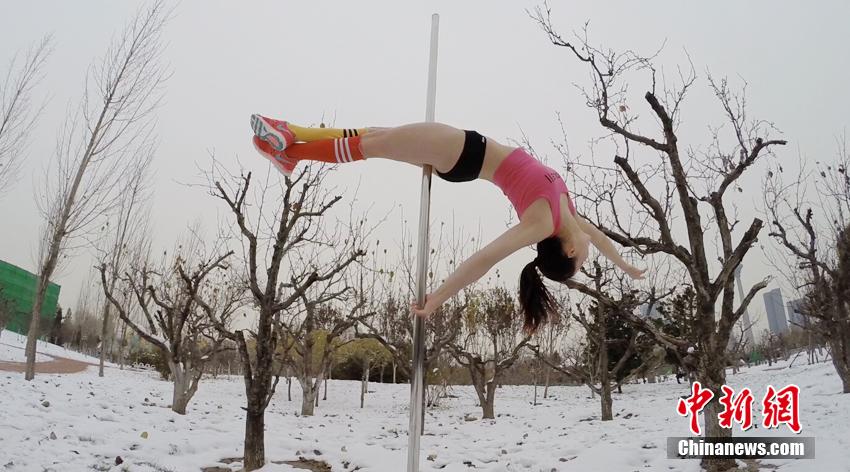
[
  {"x1": 359, "y1": 122, "x2": 465, "y2": 172},
  {"x1": 256, "y1": 121, "x2": 466, "y2": 172},
  {"x1": 251, "y1": 114, "x2": 372, "y2": 150},
  {"x1": 252, "y1": 112, "x2": 466, "y2": 167},
  {"x1": 286, "y1": 122, "x2": 465, "y2": 171},
  {"x1": 287, "y1": 122, "x2": 370, "y2": 141}
]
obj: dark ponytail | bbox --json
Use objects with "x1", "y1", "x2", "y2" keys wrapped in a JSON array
[
  {"x1": 519, "y1": 258, "x2": 556, "y2": 333},
  {"x1": 518, "y1": 237, "x2": 577, "y2": 333}
]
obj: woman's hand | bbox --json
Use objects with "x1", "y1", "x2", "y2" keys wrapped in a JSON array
[
  {"x1": 411, "y1": 294, "x2": 440, "y2": 318},
  {"x1": 624, "y1": 265, "x2": 648, "y2": 280}
]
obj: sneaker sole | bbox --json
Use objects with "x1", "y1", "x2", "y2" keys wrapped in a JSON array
[{"x1": 251, "y1": 114, "x2": 291, "y2": 152}]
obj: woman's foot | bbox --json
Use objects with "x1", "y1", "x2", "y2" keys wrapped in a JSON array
[
  {"x1": 252, "y1": 136, "x2": 297, "y2": 177},
  {"x1": 251, "y1": 114, "x2": 296, "y2": 151}
]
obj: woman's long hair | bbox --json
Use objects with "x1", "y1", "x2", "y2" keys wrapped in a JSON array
[{"x1": 519, "y1": 236, "x2": 576, "y2": 332}]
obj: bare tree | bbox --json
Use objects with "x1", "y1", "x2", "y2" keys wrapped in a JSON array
[
  {"x1": 25, "y1": 2, "x2": 169, "y2": 380},
  {"x1": 336, "y1": 337, "x2": 392, "y2": 408},
  {"x1": 63, "y1": 272, "x2": 103, "y2": 355},
  {"x1": 726, "y1": 315, "x2": 755, "y2": 375},
  {"x1": 281, "y1": 237, "x2": 389, "y2": 414},
  {"x1": 283, "y1": 291, "x2": 370, "y2": 416},
  {"x1": 95, "y1": 142, "x2": 152, "y2": 376},
  {"x1": 100, "y1": 233, "x2": 239, "y2": 414},
  {"x1": 360, "y1": 292, "x2": 409, "y2": 383},
  {"x1": 208, "y1": 164, "x2": 365, "y2": 471},
  {"x1": 652, "y1": 285, "x2": 711, "y2": 381},
  {"x1": 536, "y1": 260, "x2": 664, "y2": 420},
  {"x1": 532, "y1": 9, "x2": 786, "y2": 469},
  {"x1": 0, "y1": 35, "x2": 51, "y2": 197},
  {"x1": 448, "y1": 286, "x2": 531, "y2": 420},
  {"x1": 764, "y1": 138, "x2": 850, "y2": 392},
  {"x1": 536, "y1": 287, "x2": 570, "y2": 399},
  {"x1": 48, "y1": 307, "x2": 64, "y2": 346}
]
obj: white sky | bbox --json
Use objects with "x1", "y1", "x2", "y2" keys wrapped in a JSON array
[{"x1": 1, "y1": 0, "x2": 848, "y2": 336}]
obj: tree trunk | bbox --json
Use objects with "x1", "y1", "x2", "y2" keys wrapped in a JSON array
[
  {"x1": 471, "y1": 379, "x2": 487, "y2": 417},
  {"x1": 98, "y1": 304, "x2": 110, "y2": 377},
  {"x1": 287, "y1": 376, "x2": 292, "y2": 401},
  {"x1": 24, "y1": 275, "x2": 51, "y2": 380},
  {"x1": 543, "y1": 365, "x2": 551, "y2": 399},
  {"x1": 482, "y1": 377, "x2": 497, "y2": 420},
  {"x1": 242, "y1": 310, "x2": 276, "y2": 471},
  {"x1": 172, "y1": 385, "x2": 190, "y2": 415},
  {"x1": 600, "y1": 381, "x2": 613, "y2": 421},
  {"x1": 300, "y1": 378, "x2": 316, "y2": 416},
  {"x1": 118, "y1": 323, "x2": 128, "y2": 370},
  {"x1": 380, "y1": 363, "x2": 385, "y2": 383},
  {"x1": 467, "y1": 363, "x2": 494, "y2": 420},
  {"x1": 299, "y1": 333, "x2": 318, "y2": 414},
  {"x1": 243, "y1": 408, "x2": 265, "y2": 471},
  {"x1": 598, "y1": 308, "x2": 613, "y2": 421},
  {"x1": 828, "y1": 335, "x2": 850, "y2": 393},
  {"x1": 315, "y1": 375, "x2": 322, "y2": 407},
  {"x1": 392, "y1": 361, "x2": 397, "y2": 384},
  {"x1": 699, "y1": 356, "x2": 736, "y2": 471},
  {"x1": 364, "y1": 358, "x2": 370, "y2": 392},
  {"x1": 360, "y1": 358, "x2": 369, "y2": 408},
  {"x1": 532, "y1": 365, "x2": 538, "y2": 405},
  {"x1": 168, "y1": 361, "x2": 200, "y2": 415},
  {"x1": 326, "y1": 358, "x2": 332, "y2": 401}
]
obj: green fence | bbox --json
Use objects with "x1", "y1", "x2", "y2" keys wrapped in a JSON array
[{"x1": 0, "y1": 260, "x2": 60, "y2": 335}]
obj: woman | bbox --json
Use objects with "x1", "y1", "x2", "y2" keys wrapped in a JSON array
[{"x1": 250, "y1": 115, "x2": 646, "y2": 332}]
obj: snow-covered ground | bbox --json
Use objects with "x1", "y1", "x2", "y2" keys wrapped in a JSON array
[
  {"x1": 0, "y1": 330, "x2": 54, "y2": 363},
  {"x1": 0, "y1": 333, "x2": 846, "y2": 472},
  {"x1": 0, "y1": 330, "x2": 117, "y2": 365}
]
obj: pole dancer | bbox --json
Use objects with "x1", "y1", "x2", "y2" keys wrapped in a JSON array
[{"x1": 249, "y1": 115, "x2": 647, "y2": 331}]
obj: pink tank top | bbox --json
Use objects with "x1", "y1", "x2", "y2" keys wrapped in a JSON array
[{"x1": 492, "y1": 148, "x2": 576, "y2": 237}]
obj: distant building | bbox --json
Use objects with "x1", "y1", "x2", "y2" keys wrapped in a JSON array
[
  {"x1": 639, "y1": 302, "x2": 662, "y2": 320},
  {"x1": 763, "y1": 288, "x2": 788, "y2": 334},
  {"x1": 786, "y1": 299, "x2": 809, "y2": 329},
  {"x1": 0, "y1": 260, "x2": 61, "y2": 335}
]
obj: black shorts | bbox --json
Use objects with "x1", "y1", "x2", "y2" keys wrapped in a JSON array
[{"x1": 436, "y1": 130, "x2": 487, "y2": 182}]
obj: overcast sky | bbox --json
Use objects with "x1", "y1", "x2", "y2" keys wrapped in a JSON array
[{"x1": 1, "y1": 0, "x2": 848, "y2": 336}]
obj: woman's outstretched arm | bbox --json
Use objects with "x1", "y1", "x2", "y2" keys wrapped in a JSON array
[
  {"x1": 411, "y1": 220, "x2": 549, "y2": 317},
  {"x1": 576, "y1": 216, "x2": 647, "y2": 279}
]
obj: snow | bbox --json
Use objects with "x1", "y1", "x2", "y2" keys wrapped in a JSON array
[
  {"x1": 0, "y1": 330, "x2": 114, "y2": 365},
  {"x1": 1, "y1": 330, "x2": 54, "y2": 363},
  {"x1": 0, "y1": 332, "x2": 847, "y2": 471}
]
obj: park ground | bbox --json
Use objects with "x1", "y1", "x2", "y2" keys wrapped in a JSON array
[{"x1": 0, "y1": 330, "x2": 847, "y2": 472}]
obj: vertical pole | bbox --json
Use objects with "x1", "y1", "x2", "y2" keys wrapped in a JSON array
[
  {"x1": 733, "y1": 265, "x2": 755, "y2": 348},
  {"x1": 407, "y1": 12, "x2": 439, "y2": 472}
]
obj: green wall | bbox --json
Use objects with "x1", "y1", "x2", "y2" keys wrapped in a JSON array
[{"x1": 0, "y1": 260, "x2": 60, "y2": 335}]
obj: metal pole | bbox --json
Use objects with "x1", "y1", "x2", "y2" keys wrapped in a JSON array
[{"x1": 407, "y1": 12, "x2": 439, "y2": 472}]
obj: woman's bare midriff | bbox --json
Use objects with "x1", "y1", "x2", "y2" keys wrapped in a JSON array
[{"x1": 476, "y1": 136, "x2": 514, "y2": 182}]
